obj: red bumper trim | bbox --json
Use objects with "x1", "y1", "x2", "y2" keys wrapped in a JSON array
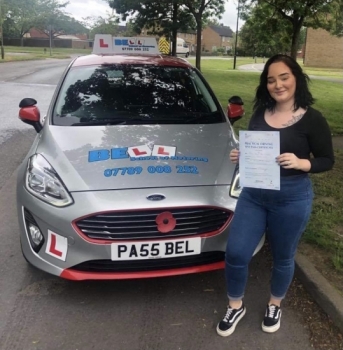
[{"x1": 60, "y1": 261, "x2": 225, "y2": 281}]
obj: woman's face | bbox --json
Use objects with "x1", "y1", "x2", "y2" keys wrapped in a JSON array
[{"x1": 266, "y1": 61, "x2": 296, "y2": 106}]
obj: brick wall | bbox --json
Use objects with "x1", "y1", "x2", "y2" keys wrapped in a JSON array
[
  {"x1": 4, "y1": 37, "x2": 92, "y2": 49},
  {"x1": 72, "y1": 40, "x2": 93, "y2": 49},
  {"x1": 202, "y1": 27, "x2": 221, "y2": 52},
  {"x1": 304, "y1": 28, "x2": 343, "y2": 68},
  {"x1": 201, "y1": 27, "x2": 232, "y2": 53},
  {"x1": 4, "y1": 38, "x2": 72, "y2": 48}
]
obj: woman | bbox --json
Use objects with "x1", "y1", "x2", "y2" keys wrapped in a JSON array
[{"x1": 216, "y1": 54, "x2": 334, "y2": 337}]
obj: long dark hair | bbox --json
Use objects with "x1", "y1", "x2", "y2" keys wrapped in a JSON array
[{"x1": 253, "y1": 54, "x2": 314, "y2": 112}]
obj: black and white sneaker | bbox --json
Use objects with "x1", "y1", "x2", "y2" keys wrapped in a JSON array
[
  {"x1": 216, "y1": 303, "x2": 246, "y2": 337},
  {"x1": 262, "y1": 304, "x2": 282, "y2": 333}
]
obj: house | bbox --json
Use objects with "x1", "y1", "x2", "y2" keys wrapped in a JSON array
[
  {"x1": 304, "y1": 28, "x2": 343, "y2": 68},
  {"x1": 18, "y1": 23, "x2": 233, "y2": 55},
  {"x1": 201, "y1": 25, "x2": 233, "y2": 53},
  {"x1": 25, "y1": 28, "x2": 87, "y2": 40},
  {"x1": 138, "y1": 27, "x2": 197, "y2": 52},
  {"x1": 138, "y1": 24, "x2": 234, "y2": 54},
  {"x1": 24, "y1": 28, "x2": 48, "y2": 38}
]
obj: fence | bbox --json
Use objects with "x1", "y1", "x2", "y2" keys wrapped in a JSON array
[{"x1": 4, "y1": 38, "x2": 93, "y2": 49}]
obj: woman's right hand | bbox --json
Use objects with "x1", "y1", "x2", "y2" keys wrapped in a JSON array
[{"x1": 229, "y1": 148, "x2": 240, "y2": 164}]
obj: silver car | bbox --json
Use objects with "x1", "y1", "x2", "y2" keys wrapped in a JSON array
[{"x1": 17, "y1": 37, "x2": 264, "y2": 280}]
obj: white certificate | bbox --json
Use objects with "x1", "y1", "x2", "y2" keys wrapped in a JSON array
[{"x1": 239, "y1": 130, "x2": 280, "y2": 190}]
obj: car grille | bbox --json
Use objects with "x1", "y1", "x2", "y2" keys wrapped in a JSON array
[
  {"x1": 70, "y1": 251, "x2": 225, "y2": 273},
  {"x1": 75, "y1": 207, "x2": 232, "y2": 241}
]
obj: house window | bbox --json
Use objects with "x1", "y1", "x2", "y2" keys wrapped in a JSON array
[{"x1": 212, "y1": 46, "x2": 217, "y2": 52}]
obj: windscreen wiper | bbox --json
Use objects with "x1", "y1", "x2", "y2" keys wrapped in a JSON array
[
  {"x1": 70, "y1": 116, "x2": 201, "y2": 126},
  {"x1": 184, "y1": 112, "x2": 222, "y2": 123},
  {"x1": 70, "y1": 119, "x2": 146, "y2": 126}
]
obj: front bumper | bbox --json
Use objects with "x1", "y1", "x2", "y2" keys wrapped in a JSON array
[{"x1": 17, "y1": 185, "x2": 264, "y2": 280}]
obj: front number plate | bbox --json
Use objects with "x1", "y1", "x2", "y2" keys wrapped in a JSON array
[{"x1": 111, "y1": 238, "x2": 201, "y2": 261}]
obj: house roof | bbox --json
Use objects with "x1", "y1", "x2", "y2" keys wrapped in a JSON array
[
  {"x1": 58, "y1": 34, "x2": 83, "y2": 40},
  {"x1": 210, "y1": 25, "x2": 233, "y2": 37}
]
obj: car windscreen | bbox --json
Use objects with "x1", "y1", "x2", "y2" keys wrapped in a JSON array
[{"x1": 52, "y1": 64, "x2": 225, "y2": 126}]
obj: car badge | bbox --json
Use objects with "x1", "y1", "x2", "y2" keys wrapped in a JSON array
[
  {"x1": 155, "y1": 211, "x2": 176, "y2": 233},
  {"x1": 146, "y1": 194, "x2": 166, "y2": 201}
]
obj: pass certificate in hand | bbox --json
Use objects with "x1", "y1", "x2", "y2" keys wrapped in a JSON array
[{"x1": 239, "y1": 130, "x2": 280, "y2": 190}]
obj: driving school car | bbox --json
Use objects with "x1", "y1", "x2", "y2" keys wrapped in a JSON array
[{"x1": 16, "y1": 35, "x2": 264, "y2": 280}]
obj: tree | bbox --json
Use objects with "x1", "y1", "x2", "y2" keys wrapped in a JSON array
[
  {"x1": 2, "y1": 0, "x2": 39, "y2": 45},
  {"x1": 0, "y1": 0, "x2": 4, "y2": 58},
  {"x1": 108, "y1": 0, "x2": 195, "y2": 56},
  {"x1": 298, "y1": 27, "x2": 306, "y2": 49},
  {"x1": 183, "y1": 0, "x2": 227, "y2": 70},
  {"x1": 108, "y1": 0, "x2": 227, "y2": 69},
  {"x1": 205, "y1": 18, "x2": 222, "y2": 26},
  {"x1": 82, "y1": 12, "x2": 121, "y2": 39},
  {"x1": 35, "y1": 0, "x2": 67, "y2": 38},
  {"x1": 1, "y1": 0, "x2": 86, "y2": 45},
  {"x1": 35, "y1": 0, "x2": 87, "y2": 40},
  {"x1": 0, "y1": 0, "x2": 13, "y2": 58},
  {"x1": 35, "y1": 13, "x2": 87, "y2": 39},
  {"x1": 307, "y1": 0, "x2": 343, "y2": 37},
  {"x1": 241, "y1": 0, "x2": 343, "y2": 59},
  {"x1": 239, "y1": 2, "x2": 292, "y2": 57}
]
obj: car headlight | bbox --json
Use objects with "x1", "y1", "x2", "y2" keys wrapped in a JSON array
[
  {"x1": 230, "y1": 166, "x2": 242, "y2": 198},
  {"x1": 25, "y1": 154, "x2": 73, "y2": 207}
]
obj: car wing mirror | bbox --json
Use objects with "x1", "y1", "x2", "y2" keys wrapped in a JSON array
[
  {"x1": 19, "y1": 98, "x2": 43, "y2": 133},
  {"x1": 227, "y1": 95, "x2": 244, "y2": 125}
]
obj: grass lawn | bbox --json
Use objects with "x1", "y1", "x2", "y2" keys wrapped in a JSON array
[
  {"x1": 3, "y1": 46, "x2": 92, "y2": 54},
  {"x1": 305, "y1": 150, "x2": 343, "y2": 271},
  {"x1": 188, "y1": 57, "x2": 343, "y2": 79},
  {"x1": 0, "y1": 46, "x2": 92, "y2": 62}
]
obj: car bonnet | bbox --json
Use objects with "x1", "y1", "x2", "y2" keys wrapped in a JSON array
[{"x1": 36, "y1": 124, "x2": 238, "y2": 192}]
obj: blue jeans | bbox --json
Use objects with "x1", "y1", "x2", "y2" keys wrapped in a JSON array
[{"x1": 225, "y1": 174, "x2": 313, "y2": 300}]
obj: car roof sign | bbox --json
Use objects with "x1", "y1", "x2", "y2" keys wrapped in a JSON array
[
  {"x1": 92, "y1": 34, "x2": 113, "y2": 54},
  {"x1": 92, "y1": 34, "x2": 160, "y2": 55}
]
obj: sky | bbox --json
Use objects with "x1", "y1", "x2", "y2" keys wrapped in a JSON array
[{"x1": 65, "y1": 0, "x2": 243, "y2": 30}]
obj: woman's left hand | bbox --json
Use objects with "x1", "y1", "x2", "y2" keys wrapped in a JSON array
[{"x1": 276, "y1": 153, "x2": 301, "y2": 169}]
